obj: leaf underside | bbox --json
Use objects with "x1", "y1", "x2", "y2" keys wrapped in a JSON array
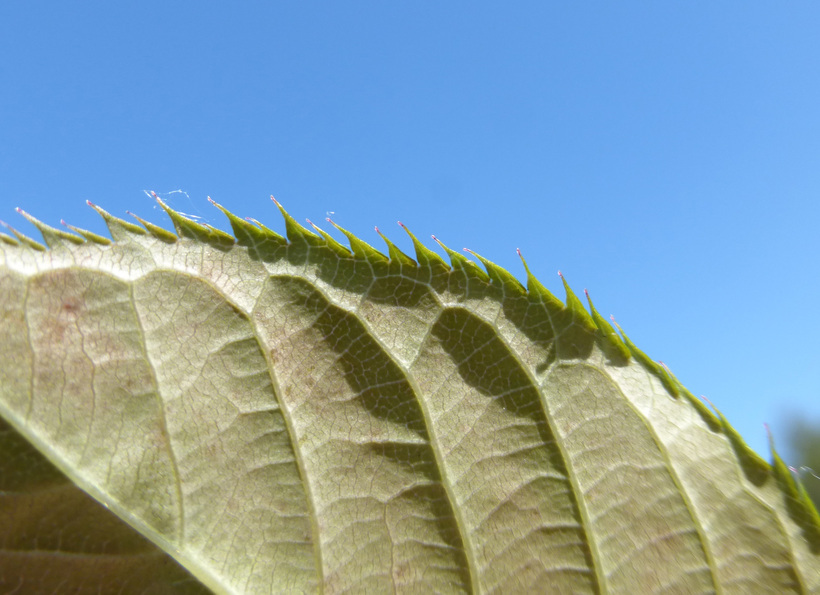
[{"x1": 0, "y1": 200, "x2": 818, "y2": 594}]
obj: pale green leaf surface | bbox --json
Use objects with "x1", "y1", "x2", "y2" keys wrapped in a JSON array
[{"x1": 0, "y1": 202, "x2": 819, "y2": 594}]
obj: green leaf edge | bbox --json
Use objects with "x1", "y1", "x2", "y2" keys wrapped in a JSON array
[{"x1": 5, "y1": 195, "x2": 820, "y2": 554}]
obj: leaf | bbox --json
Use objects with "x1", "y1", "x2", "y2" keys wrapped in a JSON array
[
  {"x1": 1, "y1": 200, "x2": 819, "y2": 593},
  {"x1": 0, "y1": 416, "x2": 209, "y2": 594}
]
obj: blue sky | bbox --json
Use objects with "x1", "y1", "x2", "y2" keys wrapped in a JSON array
[{"x1": 2, "y1": 3, "x2": 819, "y2": 460}]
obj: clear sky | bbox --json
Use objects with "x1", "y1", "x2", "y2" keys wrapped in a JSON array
[{"x1": 2, "y1": 3, "x2": 819, "y2": 460}]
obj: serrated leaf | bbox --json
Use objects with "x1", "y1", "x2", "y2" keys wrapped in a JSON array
[{"x1": 0, "y1": 200, "x2": 818, "y2": 594}]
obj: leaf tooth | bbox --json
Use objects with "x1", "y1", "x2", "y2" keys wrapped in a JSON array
[
  {"x1": 0, "y1": 220, "x2": 43, "y2": 250},
  {"x1": 583, "y1": 288, "x2": 631, "y2": 360},
  {"x1": 305, "y1": 218, "x2": 352, "y2": 257},
  {"x1": 657, "y1": 361, "x2": 720, "y2": 430},
  {"x1": 126, "y1": 210, "x2": 178, "y2": 243},
  {"x1": 60, "y1": 219, "x2": 111, "y2": 245},
  {"x1": 652, "y1": 360, "x2": 682, "y2": 398},
  {"x1": 86, "y1": 200, "x2": 147, "y2": 241},
  {"x1": 701, "y1": 395, "x2": 770, "y2": 484},
  {"x1": 516, "y1": 248, "x2": 565, "y2": 314},
  {"x1": 270, "y1": 196, "x2": 323, "y2": 246},
  {"x1": 609, "y1": 316, "x2": 680, "y2": 398},
  {"x1": 397, "y1": 221, "x2": 449, "y2": 272},
  {"x1": 431, "y1": 235, "x2": 469, "y2": 268},
  {"x1": 767, "y1": 426, "x2": 820, "y2": 548},
  {"x1": 325, "y1": 218, "x2": 388, "y2": 264},
  {"x1": 374, "y1": 225, "x2": 417, "y2": 267},
  {"x1": 154, "y1": 195, "x2": 235, "y2": 250},
  {"x1": 557, "y1": 271, "x2": 597, "y2": 332},
  {"x1": 15, "y1": 207, "x2": 84, "y2": 249},
  {"x1": 209, "y1": 197, "x2": 286, "y2": 249},
  {"x1": 431, "y1": 235, "x2": 490, "y2": 282},
  {"x1": 0, "y1": 225, "x2": 19, "y2": 246},
  {"x1": 462, "y1": 248, "x2": 526, "y2": 296},
  {"x1": 244, "y1": 216, "x2": 287, "y2": 243}
]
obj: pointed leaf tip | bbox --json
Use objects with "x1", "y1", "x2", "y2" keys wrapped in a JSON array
[
  {"x1": 429, "y1": 234, "x2": 487, "y2": 279},
  {"x1": 557, "y1": 270, "x2": 596, "y2": 332},
  {"x1": 153, "y1": 195, "x2": 229, "y2": 247},
  {"x1": 463, "y1": 248, "x2": 525, "y2": 295},
  {"x1": 207, "y1": 197, "x2": 262, "y2": 245},
  {"x1": 15, "y1": 207, "x2": 84, "y2": 248},
  {"x1": 127, "y1": 211, "x2": 178, "y2": 243},
  {"x1": 268, "y1": 196, "x2": 323, "y2": 246},
  {"x1": 374, "y1": 224, "x2": 416, "y2": 267},
  {"x1": 702, "y1": 394, "x2": 771, "y2": 485},
  {"x1": 302, "y1": 217, "x2": 351, "y2": 257},
  {"x1": 585, "y1": 287, "x2": 631, "y2": 361},
  {"x1": 0, "y1": 220, "x2": 46, "y2": 250},
  {"x1": 516, "y1": 248, "x2": 527, "y2": 268},
  {"x1": 516, "y1": 248, "x2": 564, "y2": 313},
  {"x1": 60, "y1": 218, "x2": 112, "y2": 245},
  {"x1": 396, "y1": 222, "x2": 448, "y2": 272},
  {"x1": 325, "y1": 218, "x2": 388, "y2": 263},
  {"x1": 85, "y1": 202, "x2": 146, "y2": 240}
]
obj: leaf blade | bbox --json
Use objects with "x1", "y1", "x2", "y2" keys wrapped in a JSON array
[{"x1": 1, "y1": 201, "x2": 819, "y2": 593}]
